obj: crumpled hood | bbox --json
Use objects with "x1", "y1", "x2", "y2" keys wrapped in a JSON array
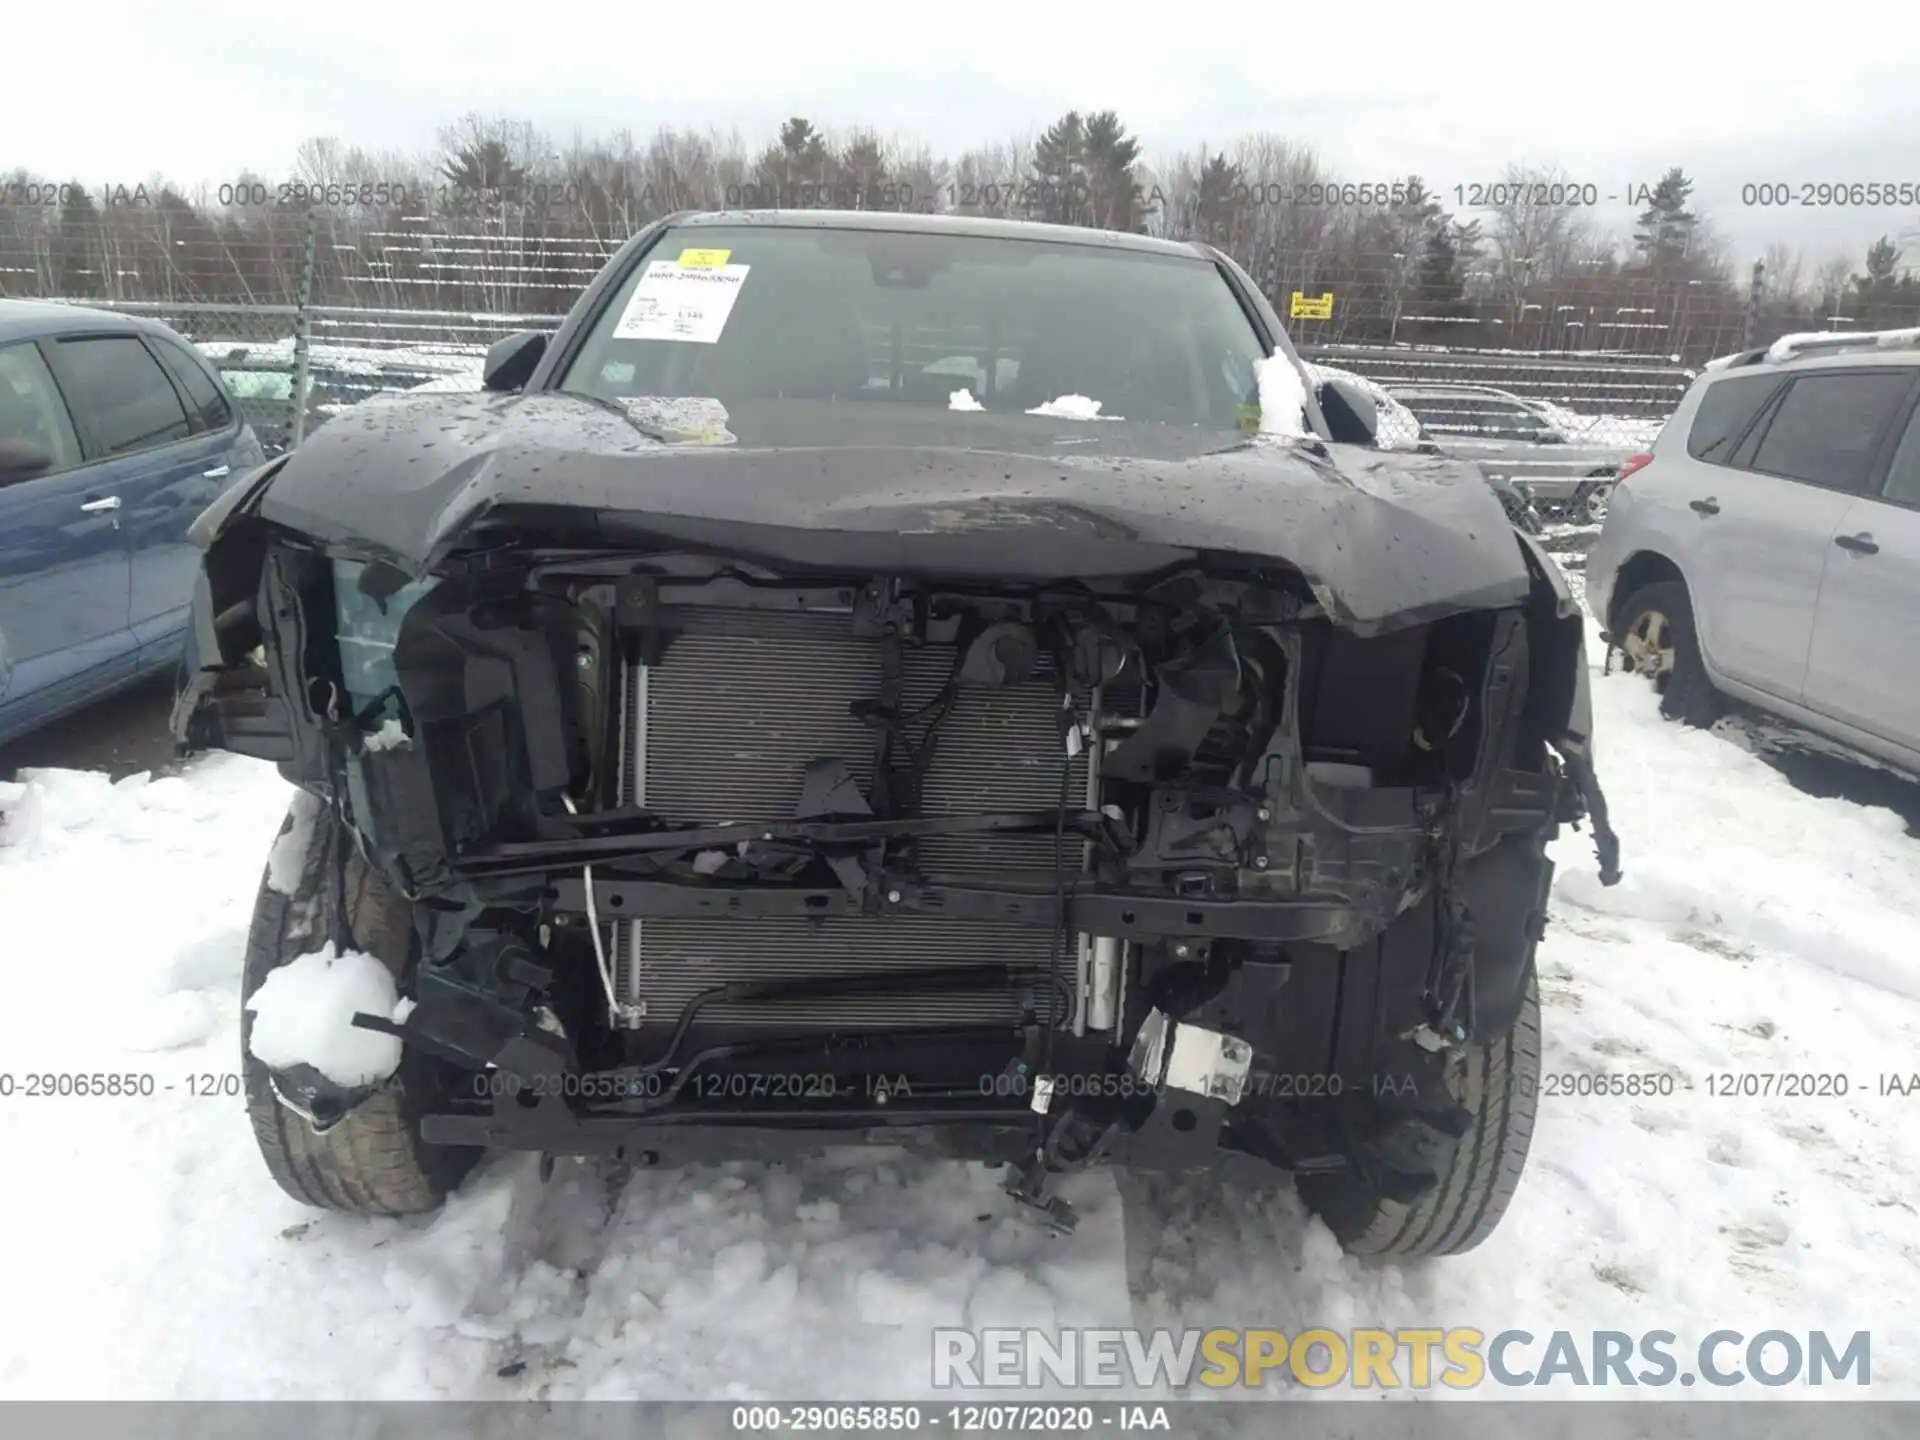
[{"x1": 240, "y1": 390, "x2": 1534, "y2": 634}]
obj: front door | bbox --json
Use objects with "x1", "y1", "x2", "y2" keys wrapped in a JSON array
[
  {"x1": 1801, "y1": 398, "x2": 1920, "y2": 750},
  {"x1": 0, "y1": 338, "x2": 136, "y2": 738}
]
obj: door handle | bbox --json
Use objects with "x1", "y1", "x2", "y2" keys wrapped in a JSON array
[
  {"x1": 202, "y1": 463, "x2": 231, "y2": 479},
  {"x1": 78, "y1": 495, "x2": 122, "y2": 514},
  {"x1": 1834, "y1": 532, "x2": 1879, "y2": 556},
  {"x1": 1689, "y1": 497, "x2": 1720, "y2": 516}
]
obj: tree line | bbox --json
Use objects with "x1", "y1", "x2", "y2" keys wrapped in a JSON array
[{"x1": 2, "y1": 110, "x2": 1915, "y2": 362}]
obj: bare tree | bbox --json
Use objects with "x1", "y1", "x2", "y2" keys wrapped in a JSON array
[{"x1": 1759, "y1": 243, "x2": 1806, "y2": 307}]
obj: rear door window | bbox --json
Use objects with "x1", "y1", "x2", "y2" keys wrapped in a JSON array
[
  {"x1": 1746, "y1": 370, "x2": 1916, "y2": 494},
  {"x1": 148, "y1": 337, "x2": 234, "y2": 434},
  {"x1": 1878, "y1": 406, "x2": 1920, "y2": 508},
  {"x1": 51, "y1": 334, "x2": 193, "y2": 457},
  {"x1": 0, "y1": 340, "x2": 85, "y2": 478},
  {"x1": 1685, "y1": 374, "x2": 1782, "y2": 463}
]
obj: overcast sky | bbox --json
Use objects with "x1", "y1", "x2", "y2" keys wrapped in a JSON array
[{"x1": 9, "y1": 1, "x2": 1919, "y2": 267}]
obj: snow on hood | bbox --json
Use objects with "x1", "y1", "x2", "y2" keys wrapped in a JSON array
[
  {"x1": 1255, "y1": 354, "x2": 1309, "y2": 439},
  {"x1": 621, "y1": 396, "x2": 738, "y2": 445}
]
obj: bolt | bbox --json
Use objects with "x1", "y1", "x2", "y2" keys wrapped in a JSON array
[
  {"x1": 1253, "y1": 854, "x2": 1270, "y2": 870},
  {"x1": 1173, "y1": 942, "x2": 1191, "y2": 958},
  {"x1": 575, "y1": 650, "x2": 593, "y2": 670},
  {"x1": 1257, "y1": 807, "x2": 1271, "y2": 822},
  {"x1": 886, "y1": 889, "x2": 902, "y2": 904}
]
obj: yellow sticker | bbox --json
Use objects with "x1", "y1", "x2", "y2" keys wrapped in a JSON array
[
  {"x1": 1289, "y1": 290, "x2": 1334, "y2": 320},
  {"x1": 677, "y1": 248, "x2": 732, "y2": 269}
]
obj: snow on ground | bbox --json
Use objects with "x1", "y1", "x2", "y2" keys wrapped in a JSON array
[{"x1": 3, "y1": 614, "x2": 1920, "y2": 1402}]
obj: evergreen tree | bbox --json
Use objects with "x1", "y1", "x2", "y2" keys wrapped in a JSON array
[
  {"x1": 1193, "y1": 153, "x2": 1242, "y2": 244},
  {"x1": 440, "y1": 138, "x2": 527, "y2": 196},
  {"x1": 1855, "y1": 235, "x2": 1902, "y2": 295},
  {"x1": 841, "y1": 134, "x2": 887, "y2": 209},
  {"x1": 53, "y1": 181, "x2": 101, "y2": 298},
  {"x1": 1082, "y1": 110, "x2": 1142, "y2": 232},
  {"x1": 1633, "y1": 167, "x2": 1697, "y2": 269},
  {"x1": 1030, "y1": 111, "x2": 1087, "y2": 225}
]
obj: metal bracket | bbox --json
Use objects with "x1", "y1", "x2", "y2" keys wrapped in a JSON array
[{"x1": 1128, "y1": 1008, "x2": 1255, "y2": 1105}]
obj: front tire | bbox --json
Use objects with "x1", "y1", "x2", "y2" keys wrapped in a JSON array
[
  {"x1": 1295, "y1": 967, "x2": 1541, "y2": 1257},
  {"x1": 239, "y1": 797, "x2": 480, "y2": 1215}
]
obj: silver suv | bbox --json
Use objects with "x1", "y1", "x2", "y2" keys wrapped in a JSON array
[
  {"x1": 1392, "y1": 383, "x2": 1636, "y2": 520},
  {"x1": 1587, "y1": 328, "x2": 1920, "y2": 773}
]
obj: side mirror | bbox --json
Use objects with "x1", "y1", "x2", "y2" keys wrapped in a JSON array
[
  {"x1": 1316, "y1": 377, "x2": 1379, "y2": 447},
  {"x1": 0, "y1": 439, "x2": 56, "y2": 485},
  {"x1": 482, "y1": 330, "x2": 550, "y2": 393}
]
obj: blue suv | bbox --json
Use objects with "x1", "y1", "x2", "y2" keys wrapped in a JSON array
[{"x1": 0, "y1": 301, "x2": 265, "y2": 745}]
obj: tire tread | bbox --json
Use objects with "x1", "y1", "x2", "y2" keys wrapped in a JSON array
[{"x1": 239, "y1": 799, "x2": 474, "y2": 1217}]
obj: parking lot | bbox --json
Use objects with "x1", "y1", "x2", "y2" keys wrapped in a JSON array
[{"x1": 3, "y1": 119, "x2": 1919, "y2": 1417}]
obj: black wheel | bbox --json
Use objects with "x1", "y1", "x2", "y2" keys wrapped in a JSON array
[
  {"x1": 239, "y1": 796, "x2": 481, "y2": 1215},
  {"x1": 1296, "y1": 967, "x2": 1541, "y2": 1257},
  {"x1": 1612, "y1": 580, "x2": 1719, "y2": 727}
]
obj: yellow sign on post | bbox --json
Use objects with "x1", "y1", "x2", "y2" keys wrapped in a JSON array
[{"x1": 1290, "y1": 290, "x2": 1334, "y2": 320}]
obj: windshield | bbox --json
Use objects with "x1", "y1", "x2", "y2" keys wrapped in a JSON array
[{"x1": 558, "y1": 224, "x2": 1273, "y2": 434}]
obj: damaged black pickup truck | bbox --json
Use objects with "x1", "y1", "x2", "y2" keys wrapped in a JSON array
[{"x1": 175, "y1": 210, "x2": 1619, "y2": 1253}]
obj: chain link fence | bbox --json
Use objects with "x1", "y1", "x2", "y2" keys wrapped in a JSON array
[
  {"x1": 13, "y1": 203, "x2": 1855, "y2": 513},
  {"x1": 48, "y1": 296, "x2": 561, "y2": 454}
]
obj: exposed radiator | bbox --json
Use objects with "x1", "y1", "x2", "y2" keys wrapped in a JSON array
[{"x1": 612, "y1": 606, "x2": 1082, "y2": 1029}]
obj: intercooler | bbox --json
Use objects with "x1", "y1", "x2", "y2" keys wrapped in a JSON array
[{"x1": 610, "y1": 606, "x2": 1085, "y2": 1030}]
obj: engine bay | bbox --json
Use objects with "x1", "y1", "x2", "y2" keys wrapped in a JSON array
[{"x1": 179, "y1": 532, "x2": 1614, "y2": 1212}]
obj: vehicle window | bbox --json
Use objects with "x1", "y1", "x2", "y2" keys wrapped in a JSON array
[
  {"x1": 1880, "y1": 408, "x2": 1920, "y2": 507},
  {"x1": 0, "y1": 340, "x2": 84, "y2": 480},
  {"x1": 52, "y1": 335, "x2": 192, "y2": 456},
  {"x1": 560, "y1": 226, "x2": 1274, "y2": 434},
  {"x1": 1402, "y1": 395, "x2": 1545, "y2": 440},
  {"x1": 1686, "y1": 374, "x2": 1783, "y2": 463},
  {"x1": 1476, "y1": 399, "x2": 1551, "y2": 440},
  {"x1": 148, "y1": 338, "x2": 233, "y2": 433},
  {"x1": 1401, "y1": 397, "x2": 1486, "y2": 432},
  {"x1": 1747, "y1": 371, "x2": 1915, "y2": 494}
]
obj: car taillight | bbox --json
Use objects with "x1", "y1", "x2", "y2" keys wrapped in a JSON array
[{"x1": 1615, "y1": 452, "x2": 1654, "y2": 482}]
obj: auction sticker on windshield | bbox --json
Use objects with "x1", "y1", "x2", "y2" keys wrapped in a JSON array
[{"x1": 611, "y1": 259, "x2": 750, "y2": 343}]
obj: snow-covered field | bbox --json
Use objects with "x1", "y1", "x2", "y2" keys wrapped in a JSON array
[{"x1": 2, "y1": 614, "x2": 1918, "y2": 1404}]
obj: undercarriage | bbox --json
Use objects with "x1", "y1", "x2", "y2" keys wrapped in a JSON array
[{"x1": 181, "y1": 528, "x2": 1618, "y2": 1230}]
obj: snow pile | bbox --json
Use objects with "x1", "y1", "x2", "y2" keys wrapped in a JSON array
[
  {"x1": 245, "y1": 944, "x2": 409, "y2": 1088},
  {"x1": 1253, "y1": 354, "x2": 1308, "y2": 439},
  {"x1": 1763, "y1": 328, "x2": 1920, "y2": 363},
  {"x1": 948, "y1": 388, "x2": 984, "y2": 412},
  {"x1": 363, "y1": 718, "x2": 411, "y2": 752},
  {"x1": 620, "y1": 395, "x2": 736, "y2": 445},
  {"x1": 1025, "y1": 394, "x2": 1117, "y2": 421},
  {"x1": 0, "y1": 757, "x2": 291, "y2": 1067}
]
